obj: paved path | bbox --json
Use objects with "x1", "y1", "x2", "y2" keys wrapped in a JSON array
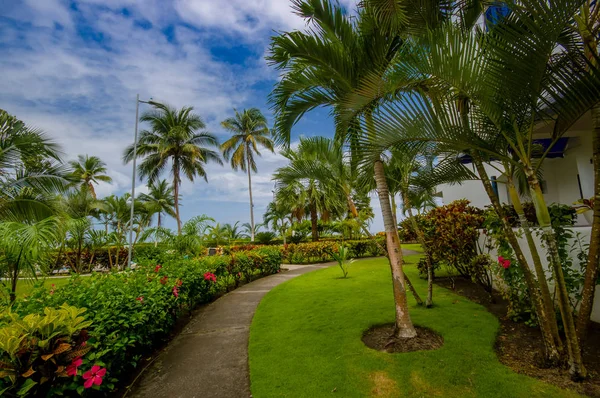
[
  {"x1": 127, "y1": 263, "x2": 331, "y2": 398},
  {"x1": 127, "y1": 252, "x2": 420, "y2": 398}
]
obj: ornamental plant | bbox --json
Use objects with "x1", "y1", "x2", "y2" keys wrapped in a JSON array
[
  {"x1": 0, "y1": 304, "x2": 94, "y2": 397},
  {"x1": 330, "y1": 244, "x2": 354, "y2": 278},
  {"x1": 2, "y1": 247, "x2": 282, "y2": 396},
  {"x1": 419, "y1": 200, "x2": 485, "y2": 278}
]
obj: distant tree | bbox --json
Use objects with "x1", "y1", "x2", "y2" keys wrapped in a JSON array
[
  {"x1": 123, "y1": 103, "x2": 222, "y2": 235},
  {"x1": 68, "y1": 155, "x2": 112, "y2": 198},
  {"x1": 221, "y1": 108, "x2": 274, "y2": 242}
]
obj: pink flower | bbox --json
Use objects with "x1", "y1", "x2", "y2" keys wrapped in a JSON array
[
  {"x1": 50, "y1": 284, "x2": 55, "y2": 295},
  {"x1": 66, "y1": 357, "x2": 82, "y2": 377},
  {"x1": 172, "y1": 286, "x2": 179, "y2": 298},
  {"x1": 203, "y1": 272, "x2": 217, "y2": 282},
  {"x1": 498, "y1": 256, "x2": 511, "y2": 269},
  {"x1": 154, "y1": 265, "x2": 162, "y2": 273},
  {"x1": 82, "y1": 365, "x2": 106, "y2": 389},
  {"x1": 160, "y1": 276, "x2": 168, "y2": 285},
  {"x1": 136, "y1": 296, "x2": 144, "y2": 304}
]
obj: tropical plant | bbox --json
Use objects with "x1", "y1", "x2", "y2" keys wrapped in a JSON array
[
  {"x1": 68, "y1": 155, "x2": 112, "y2": 198},
  {"x1": 221, "y1": 108, "x2": 274, "y2": 242},
  {"x1": 263, "y1": 202, "x2": 291, "y2": 244},
  {"x1": 123, "y1": 103, "x2": 223, "y2": 235},
  {"x1": 350, "y1": 0, "x2": 600, "y2": 377},
  {"x1": 331, "y1": 244, "x2": 354, "y2": 278},
  {"x1": 268, "y1": 0, "x2": 419, "y2": 338},
  {"x1": 139, "y1": 179, "x2": 176, "y2": 244}
]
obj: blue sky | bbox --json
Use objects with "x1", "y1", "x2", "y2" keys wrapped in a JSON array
[{"x1": 0, "y1": 0, "x2": 389, "y2": 232}]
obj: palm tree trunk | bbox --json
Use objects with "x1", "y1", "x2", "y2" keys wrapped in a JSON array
[
  {"x1": 247, "y1": 153, "x2": 256, "y2": 242},
  {"x1": 174, "y1": 167, "x2": 182, "y2": 235},
  {"x1": 577, "y1": 103, "x2": 600, "y2": 344},
  {"x1": 10, "y1": 248, "x2": 24, "y2": 302},
  {"x1": 405, "y1": 199, "x2": 433, "y2": 308},
  {"x1": 310, "y1": 199, "x2": 319, "y2": 242},
  {"x1": 391, "y1": 194, "x2": 399, "y2": 227},
  {"x1": 155, "y1": 212, "x2": 162, "y2": 248},
  {"x1": 374, "y1": 159, "x2": 417, "y2": 338},
  {"x1": 527, "y1": 172, "x2": 586, "y2": 380},
  {"x1": 507, "y1": 180, "x2": 562, "y2": 349},
  {"x1": 473, "y1": 157, "x2": 561, "y2": 365}
]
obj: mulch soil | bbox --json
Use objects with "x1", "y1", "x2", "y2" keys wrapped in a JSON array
[
  {"x1": 362, "y1": 324, "x2": 444, "y2": 353},
  {"x1": 435, "y1": 276, "x2": 600, "y2": 397}
]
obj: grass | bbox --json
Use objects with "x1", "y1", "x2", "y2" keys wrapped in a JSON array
[
  {"x1": 2, "y1": 277, "x2": 71, "y2": 298},
  {"x1": 249, "y1": 255, "x2": 580, "y2": 398}
]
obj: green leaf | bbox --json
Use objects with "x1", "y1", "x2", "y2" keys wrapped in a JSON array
[{"x1": 17, "y1": 379, "x2": 37, "y2": 397}]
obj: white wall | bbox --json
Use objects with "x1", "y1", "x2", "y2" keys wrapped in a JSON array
[{"x1": 478, "y1": 226, "x2": 600, "y2": 323}]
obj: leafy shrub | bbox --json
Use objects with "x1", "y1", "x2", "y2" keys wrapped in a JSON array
[
  {"x1": 282, "y1": 239, "x2": 385, "y2": 264},
  {"x1": 483, "y1": 202, "x2": 576, "y2": 228},
  {"x1": 255, "y1": 232, "x2": 277, "y2": 245},
  {"x1": 2, "y1": 248, "x2": 282, "y2": 396},
  {"x1": 0, "y1": 304, "x2": 95, "y2": 397},
  {"x1": 419, "y1": 200, "x2": 485, "y2": 277},
  {"x1": 398, "y1": 217, "x2": 421, "y2": 242}
]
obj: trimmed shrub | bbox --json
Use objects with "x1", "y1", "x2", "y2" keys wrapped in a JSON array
[{"x1": 1, "y1": 248, "x2": 282, "y2": 396}]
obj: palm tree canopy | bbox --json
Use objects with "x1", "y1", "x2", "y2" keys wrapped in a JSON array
[
  {"x1": 68, "y1": 155, "x2": 112, "y2": 196},
  {"x1": 139, "y1": 179, "x2": 177, "y2": 219},
  {"x1": 220, "y1": 108, "x2": 274, "y2": 173},
  {"x1": 123, "y1": 103, "x2": 223, "y2": 184}
]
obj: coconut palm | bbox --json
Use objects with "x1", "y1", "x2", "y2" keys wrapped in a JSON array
[
  {"x1": 268, "y1": 0, "x2": 419, "y2": 337},
  {"x1": 139, "y1": 179, "x2": 176, "y2": 231},
  {"x1": 123, "y1": 103, "x2": 223, "y2": 235},
  {"x1": 220, "y1": 108, "x2": 275, "y2": 242},
  {"x1": 350, "y1": 0, "x2": 600, "y2": 378},
  {"x1": 263, "y1": 202, "x2": 291, "y2": 244},
  {"x1": 68, "y1": 155, "x2": 112, "y2": 198}
]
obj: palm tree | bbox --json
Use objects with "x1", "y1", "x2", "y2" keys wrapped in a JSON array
[
  {"x1": 220, "y1": 108, "x2": 275, "y2": 242},
  {"x1": 352, "y1": 0, "x2": 600, "y2": 378},
  {"x1": 224, "y1": 221, "x2": 243, "y2": 242},
  {"x1": 139, "y1": 179, "x2": 177, "y2": 233},
  {"x1": 263, "y1": 202, "x2": 291, "y2": 244},
  {"x1": 123, "y1": 103, "x2": 223, "y2": 235},
  {"x1": 68, "y1": 155, "x2": 112, "y2": 198},
  {"x1": 268, "y1": 0, "x2": 418, "y2": 338}
]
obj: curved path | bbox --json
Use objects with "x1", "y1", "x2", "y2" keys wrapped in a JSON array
[
  {"x1": 128, "y1": 251, "x2": 420, "y2": 398},
  {"x1": 128, "y1": 263, "x2": 332, "y2": 398}
]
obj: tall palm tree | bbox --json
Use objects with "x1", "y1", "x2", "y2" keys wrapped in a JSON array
[
  {"x1": 123, "y1": 103, "x2": 223, "y2": 235},
  {"x1": 263, "y1": 202, "x2": 291, "y2": 244},
  {"x1": 220, "y1": 108, "x2": 275, "y2": 242},
  {"x1": 68, "y1": 155, "x2": 112, "y2": 198},
  {"x1": 268, "y1": 0, "x2": 418, "y2": 338},
  {"x1": 139, "y1": 179, "x2": 176, "y2": 231}
]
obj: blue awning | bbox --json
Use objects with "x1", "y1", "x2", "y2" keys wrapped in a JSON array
[
  {"x1": 485, "y1": 3, "x2": 511, "y2": 29},
  {"x1": 458, "y1": 137, "x2": 570, "y2": 164}
]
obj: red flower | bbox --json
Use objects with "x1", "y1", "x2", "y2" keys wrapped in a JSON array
[
  {"x1": 498, "y1": 256, "x2": 511, "y2": 269},
  {"x1": 136, "y1": 296, "x2": 144, "y2": 304},
  {"x1": 82, "y1": 365, "x2": 106, "y2": 389},
  {"x1": 154, "y1": 265, "x2": 162, "y2": 273},
  {"x1": 203, "y1": 272, "x2": 217, "y2": 282},
  {"x1": 160, "y1": 276, "x2": 168, "y2": 285},
  {"x1": 172, "y1": 286, "x2": 179, "y2": 298},
  {"x1": 66, "y1": 357, "x2": 83, "y2": 377},
  {"x1": 176, "y1": 279, "x2": 183, "y2": 287},
  {"x1": 50, "y1": 283, "x2": 55, "y2": 295}
]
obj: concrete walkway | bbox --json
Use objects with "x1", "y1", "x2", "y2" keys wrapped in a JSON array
[{"x1": 127, "y1": 263, "x2": 331, "y2": 398}]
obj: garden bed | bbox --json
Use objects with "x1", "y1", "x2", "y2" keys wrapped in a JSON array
[
  {"x1": 362, "y1": 324, "x2": 443, "y2": 353},
  {"x1": 435, "y1": 276, "x2": 600, "y2": 397}
]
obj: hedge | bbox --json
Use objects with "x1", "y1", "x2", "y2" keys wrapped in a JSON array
[
  {"x1": 281, "y1": 239, "x2": 386, "y2": 264},
  {"x1": 0, "y1": 247, "x2": 282, "y2": 397}
]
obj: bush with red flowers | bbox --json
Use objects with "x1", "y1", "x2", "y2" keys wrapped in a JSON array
[{"x1": 3, "y1": 247, "x2": 282, "y2": 396}]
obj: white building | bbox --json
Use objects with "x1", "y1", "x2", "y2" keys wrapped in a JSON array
[{"x1": 437, "y1": 110, "x2": 599, "y2": 322}]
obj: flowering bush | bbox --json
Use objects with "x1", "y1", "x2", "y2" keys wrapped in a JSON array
[{"x1": 2, "y1": 248, "x2": 282, "y2": 396}]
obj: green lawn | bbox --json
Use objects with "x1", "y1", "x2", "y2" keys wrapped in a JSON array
[
  {"x1": 249, "y1": 256, "x2": 580, "y2": 398},
  {"x1": 4, "y1": 277, "x2": 71, "y2": 298}
]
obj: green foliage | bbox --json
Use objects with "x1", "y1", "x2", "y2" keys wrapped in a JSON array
[
  {"x1": 0, "y1": 304, "x2": 93, "y2": 397},
  {"x1": 330, "y1": 244, "x2": 353, "y2": 278},
  {"x1": 255, "y1": 231, "x2": 276, "y2": 245},
  {"x1": 3, "y1": 248, "x2": 282, "y2": 395},
  {"x1": 419, "y1": 200, "x2": 484, "y2": 277},
  {"x1": 282, "y1": 239, "x2": 385, "y2": 264},
  {"x1": 484, "y1": 203, "x2": 576, "y2": 228}
]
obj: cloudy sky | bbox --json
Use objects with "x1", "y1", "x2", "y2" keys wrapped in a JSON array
[{"x1": 0, "y1": 0, "x2": 390, "y2": 231}]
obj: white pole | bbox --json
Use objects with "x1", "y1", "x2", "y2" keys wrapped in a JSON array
[{"x1": 128, "y1": 94, "x2": 140, "y2": 268}]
